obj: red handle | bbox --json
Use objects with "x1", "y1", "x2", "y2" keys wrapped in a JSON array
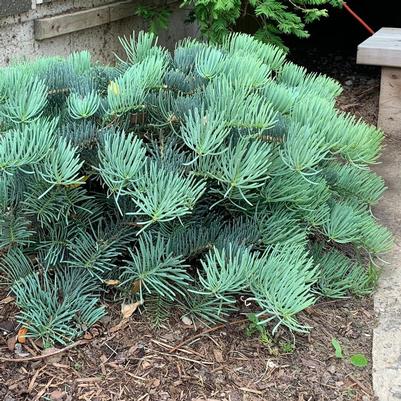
[{"x1": 342, "y1": 1, "x2": 375, "y2": 35}]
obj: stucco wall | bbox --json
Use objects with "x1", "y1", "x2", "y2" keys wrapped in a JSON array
[{"x1": 0, "y1": 0, "x2": 198, "y2": 66}]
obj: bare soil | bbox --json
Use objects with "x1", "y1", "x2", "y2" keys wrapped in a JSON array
[{"x1": 0, "y1": 53, "x2": 381, "y2": 401}]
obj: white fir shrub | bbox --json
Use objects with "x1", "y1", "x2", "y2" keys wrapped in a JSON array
[{"x1": 0, "y1": 32, "x2": 392, "y2": 345}]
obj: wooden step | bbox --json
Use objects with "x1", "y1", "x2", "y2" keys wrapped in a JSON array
[
  {"x1": 357, "y1": 27, "x2": 401, "y2": 68},
  {"x1": 357, "y1": 28, "x2": 401, "y2": 138}
]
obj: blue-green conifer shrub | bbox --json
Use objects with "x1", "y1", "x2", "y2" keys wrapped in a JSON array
[{"x1": 0, "y1": 32, "x2": 392, "y2": 344}]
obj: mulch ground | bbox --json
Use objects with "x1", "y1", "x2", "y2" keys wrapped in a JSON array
[
  {"x1": 0, "y1": 50, "x2": 381, "y2": 401},
  {"x1": 1, "y1": 295, "x2": 375, "y2": 401},
  {"x1": 290, "y1": 47, "x2": 380, "y2": 126}
]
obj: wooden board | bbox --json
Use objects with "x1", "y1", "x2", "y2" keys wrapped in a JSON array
[
  {"x1": 378, "y1": 67, "x2": 401, "y2": 138},
  {"x1": 110, "y1": 1, "x2": 136, "y2": 21},
  {"x1": 357, "y1": 27, "x2": 401, "y2": 68},
  {"x1": 34, "y1": 1, "x2": 137, "y2": 40}
]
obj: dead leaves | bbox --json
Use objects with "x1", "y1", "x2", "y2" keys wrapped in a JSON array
[
  {"x1": 121, "y1": 300, "x2": 142, "y2": 319},
  {"x1": 0, "y1": 320, "x2": 17, "y2": 333},
  {"x1": 7, "y1": 335, "x2": 17, "y2": 351},
  {"x1": 103, "y1": 278, "x2": 141, "y2": 292},
  {"x1": 109, "y1": 300, "x2": 143, "y2": 333},
  {"x1": 41, "y1": 347, "x2": 63, "y2": 364},
  {"x1": 181, "y1": 315, "x2": 193, "y2": 326},
  {"x1": 212, "y1": 349, "x2": 224, "y2": 363},
  {"x1": 17, "y1": 327, "x2": 28, "y2": 343},
  {"x1": 49, "y1": 390, "x2": 66, "y2": 401},
  {"x1": 131, "y1": 280, "x2": 141, "y2": 294},
  {"x1": 0, "y1": 295, "x2": 15, "y2": 304},
  {"x1": 6, "y1": 326, "x2": 28, "y2": 353},
  {"x1": 103, "y1": 279, "x2": 120, "y2": 286}
]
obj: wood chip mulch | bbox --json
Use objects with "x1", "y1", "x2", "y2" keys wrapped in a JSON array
[{"x1": 1, "y1": 294, "x2": 375, "y2": 401}]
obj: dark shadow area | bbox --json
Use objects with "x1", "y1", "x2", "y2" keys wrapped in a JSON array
[
  {"x1": 287, "y1": 0, "x2": 400, "y2": 54},
  {"x1": 236, "y1": 1, "x2": 399, "y2": 81},
  {"x1": 285, "y1": 1, "x2": 400, "y2": 82}
]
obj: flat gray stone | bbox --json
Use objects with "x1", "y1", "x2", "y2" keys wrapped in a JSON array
[
  {"x1": 0, "y1": 0, "x2": 31, "y2": 18},
  {"x1": 372, "y1": 139, "x2": 401, "y2": 401}
]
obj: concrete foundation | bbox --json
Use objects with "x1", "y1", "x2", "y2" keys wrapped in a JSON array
[
  {"x1": 372, "y1": 137, "x2": 401, "y2": 401},
  {"x1": 0, "y1": 0, "x2": 198, "y2": 66}
]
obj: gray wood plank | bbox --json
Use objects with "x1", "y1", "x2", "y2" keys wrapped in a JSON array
[
  {"x1": 34, "y1": 5, "x2": 110, "y2": 40},
  {"x1": 357, "y1": 27, "x2": 401, "y2": 68},
  {"x1": 110, "y1": 1, "x2": 136, "y2": 21},
  {"x1": 34, "y1": 1, "x2": 141, "y2": 41}
]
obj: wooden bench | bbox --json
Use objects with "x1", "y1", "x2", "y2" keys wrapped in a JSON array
[{"x1": 357, "y1": 27, "x2": 401, "y2": 137}]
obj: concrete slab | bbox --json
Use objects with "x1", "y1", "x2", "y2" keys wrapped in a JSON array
[
  {"x1": 372, "y1": 138, "x2": 401, "y2": 401},
  {"x1": 0, "y1": 0, "x2": 31, "y2": 18}
]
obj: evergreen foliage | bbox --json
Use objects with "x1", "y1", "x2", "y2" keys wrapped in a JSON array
[
  {"x1": 0, "y1": 31, "x2": 392, "y2": 346},
  {"x1": 137, "y1": 0, "x2": 343, "y2": 49}
]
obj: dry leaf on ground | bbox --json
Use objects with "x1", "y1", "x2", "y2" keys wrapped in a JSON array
[
  {"x1": 17, "y1": 327, "x2": 28, "y2": 344},
  {"x1": 121, "y1": 301, "x2": 142, "y2": 319},
  {"x1": 104, "y1": 279, "x2": 120, "y2": 286}
]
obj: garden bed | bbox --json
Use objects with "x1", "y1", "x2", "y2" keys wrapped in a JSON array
[
  {"x1": 0, "y1": 43, "x2": 383, "y2": 401},
  {"x1": 1, "y1": 289, "x2": 375, "y2": 401}
]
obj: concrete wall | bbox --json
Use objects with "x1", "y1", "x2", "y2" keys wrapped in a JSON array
[{"x1": 0, "y1": 0, "x2": 198, "y2": 66}]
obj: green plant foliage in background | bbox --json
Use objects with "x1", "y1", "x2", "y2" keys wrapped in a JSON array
[
  {"x1": 137, "y1": 0, "x2": 343, "y2": 49},
  {"x1": 0, "y1": 32, "x2": 392, "y2": 346},
  {"x1": 135, "y1": 5, "x2": 172, "y2": 35}
]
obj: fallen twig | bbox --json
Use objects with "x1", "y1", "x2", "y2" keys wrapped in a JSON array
[
  {"x1": 169, "y1": 318, "x2": 248, "y2": 354},
  {"x1": 27, "y1": 366, "x2": 46, "y2": 393},
  {"x1": 348, "y1": 374, "x2": 372, "y2": 396},
  {"x1": 0, "y1": 339, "x2": 89, "y2": 363},
  {"x1": 32, "y1": 377, "x2": 54, "y2": 401},
  {"x1": 153, "y1": 348, "x2": 214, "y2": 365},
  {"x1": 151, "y1": 339, "x2": 204, "y2": 358},
  {"x1": 356, "y1": 85, "x2": 379, "y2": 100},
  {"x1": 340, "y1": 103, "x2": 359, "y2": 111},
  {"x1": 239, "y1": 387, "x2": 263, "y2": 395}
]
